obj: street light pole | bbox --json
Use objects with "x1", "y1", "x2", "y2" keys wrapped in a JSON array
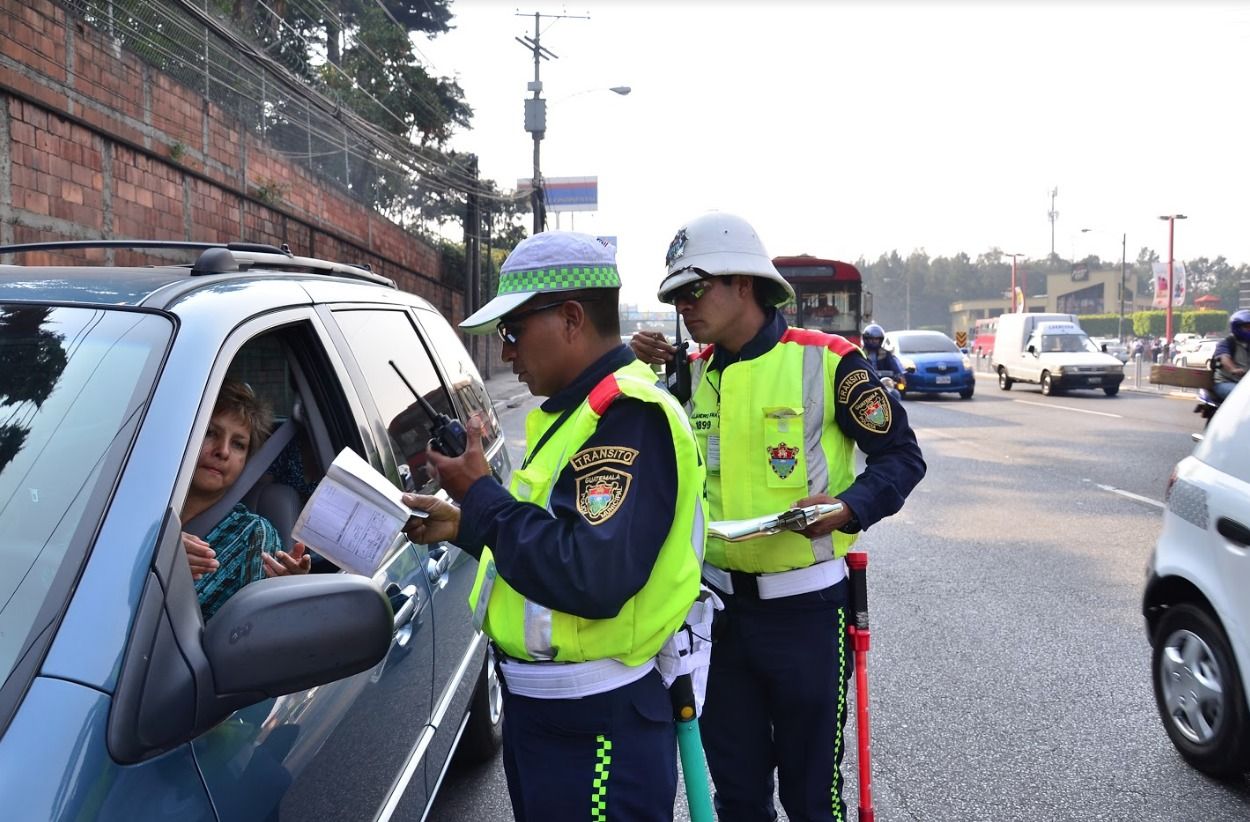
[
  {"x1": 1005, "y1": 252, "x2": 1025, "y2": 313},
  {"x1": 1080, "y1": 228, "x2": 1129, "y2": 341},
  {"x1": 1125, "y1": 228, "x2": 1135, "y2": 339},
  {"x1": 1158, "y1": 214, "x2": 1188, "y2": 360}
]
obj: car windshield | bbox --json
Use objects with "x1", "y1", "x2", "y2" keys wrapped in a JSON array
[
  {"x1": 0, "y1": 304, "x2": 170, "y2": 688},
  {"x1": 894, "y1": 333, "x2": 957, "y2": 354},
  {"x1": 1039, "y1": 334, "x2": 1099, "y2": 354}
]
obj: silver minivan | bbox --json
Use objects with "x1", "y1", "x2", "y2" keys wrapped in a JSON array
[{"x1": 0, "y1": 241, "x2": 507, "y2": 820}]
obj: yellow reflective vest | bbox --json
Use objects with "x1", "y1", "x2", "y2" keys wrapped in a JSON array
[
  {"x1": 690, "y1": 328, "x2": 859, "y2": 573},
  {"x1": 468, "y1": 359, "x2": 705, "y2": 666}
]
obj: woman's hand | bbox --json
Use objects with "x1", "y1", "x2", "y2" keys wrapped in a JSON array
[
  {"x1": 181, "y1": 532, "x2": 218, "y2": 580},
  {"x1": 402, "y1": 493, "x2": 461, "y2": 544},
  {"x1": 263, "y1": 542, "x2": 312, "y2": 577}
]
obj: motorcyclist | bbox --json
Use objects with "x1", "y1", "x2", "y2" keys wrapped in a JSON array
[
  {"x1": 862, "y1": 323, "x2": 905, "y2": 382},
  {"x1": 1212, "y1": 309, "x2": 1250, "y2": 402}
]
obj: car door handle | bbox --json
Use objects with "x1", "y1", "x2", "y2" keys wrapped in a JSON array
[
  {"x1": 427, "y1": 544, "x2": 451, "y2": 583},
  {"x1": 1217, "y1": 517, "x2": 1250, "y2": 548},
  {"x1": 387, "y1": 583, "x2": 419, "y2": 631}
]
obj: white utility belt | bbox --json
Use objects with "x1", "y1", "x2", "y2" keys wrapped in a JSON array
[
  {"x1": 498, "y1": 655, "x2": 655, "y2": 700},
  {"x1": 702, "y1": 558, "x2": 847, "y2": 600}
]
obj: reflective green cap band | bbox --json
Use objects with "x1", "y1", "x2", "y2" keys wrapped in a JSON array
[{"x1": 497, "y1": 265, "x2": 621, "y2": 295}]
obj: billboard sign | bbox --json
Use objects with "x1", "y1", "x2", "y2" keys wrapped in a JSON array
[{"x1": 517, "y1": 176, "x2": 599, "y2": 213}]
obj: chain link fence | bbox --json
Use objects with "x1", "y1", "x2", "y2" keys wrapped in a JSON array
[{"x1": 63, "y1": 0, "x2": 398, "y2": 214}]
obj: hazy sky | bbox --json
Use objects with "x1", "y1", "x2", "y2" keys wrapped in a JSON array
[{"x1": 422, "y1": 1, "x2": 1250, "y2": 307}]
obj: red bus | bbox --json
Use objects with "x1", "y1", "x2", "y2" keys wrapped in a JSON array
[
  {"x1": 773, "y1": 255, "x2": 868, "y2": 344},
  {"x1": 971, "y1": 316, "x2": 998, "y2": 358}
]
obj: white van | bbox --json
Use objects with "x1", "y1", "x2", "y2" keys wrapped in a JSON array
[{"x1": 992, "y1": 313, "x2": 1126, "y2": 396}]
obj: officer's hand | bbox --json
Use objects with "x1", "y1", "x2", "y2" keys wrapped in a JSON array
[
  {"x1": 793, "y1": 494, "x2": 852, "y2": 538},
  {"x1": 631, "y1": 330, "x2": 676, "y2": 365},
  {"x1": 402, "y1": 493, "x2": 461, "y2": 544},
  {"x1": 426, "y1": 415, "x2": 491, "y2": 502}
]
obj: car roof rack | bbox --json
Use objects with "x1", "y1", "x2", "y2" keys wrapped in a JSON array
[{"x1": 0, "y1": 240, "x2": 396, "y2": 288}]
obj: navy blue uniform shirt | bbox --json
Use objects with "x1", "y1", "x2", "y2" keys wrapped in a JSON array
[
  {"x1": 456, "y1": 345, "x2": 679, "y2": 620},
  {"x1": 707, "y1": 309, "x2": 925, "y2": 532}
]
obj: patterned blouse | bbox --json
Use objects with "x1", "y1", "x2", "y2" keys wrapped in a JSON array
[{"x1": 195, "y1": 503, "x2": 282, "y2": 621}]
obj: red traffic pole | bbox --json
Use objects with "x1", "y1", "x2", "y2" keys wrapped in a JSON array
[{"x1": 845, "y1": 551, "x2": 874, "y2": 822}]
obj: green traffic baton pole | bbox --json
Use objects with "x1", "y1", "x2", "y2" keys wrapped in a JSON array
[{"x1": 670, "y1": 672, "x2": 714, "y2": 822}]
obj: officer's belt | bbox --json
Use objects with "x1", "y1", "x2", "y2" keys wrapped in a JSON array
[
  {"x1": 499, "y1": 656, "x2": 655, "y2": 699},
  {"x1": 702, "y1": 558, "x2": 847, "y2": 600}
]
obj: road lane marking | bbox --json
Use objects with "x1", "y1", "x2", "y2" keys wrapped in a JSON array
[
  {"x1": 1087, "y1": 481, "x2": 1166, "y2": 510},
  {"x1": 1013, "y1": 399, "x2": 1122, "y2": 419}
]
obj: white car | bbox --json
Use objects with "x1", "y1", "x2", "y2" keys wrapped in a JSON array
[
  {"x1": 1091, "y1": 337, "x2": 1130, "y2": 363},
  {"x1": 1143, "y1": 376, "x2": 1250, "y2": 776},
  {"x1": 1173, "y1": 338, "x2": 1219, "y2": 370}
]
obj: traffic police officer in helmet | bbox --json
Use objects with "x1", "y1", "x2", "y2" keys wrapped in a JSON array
[
  {"x1": 633, "y1": 212, "x2": 926, "y2": 822},
  {"x1": 406, "y1": 231, "x2": 706, "y2": 821}
]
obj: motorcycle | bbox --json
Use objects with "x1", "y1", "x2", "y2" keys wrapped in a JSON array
[{"x1": 1195, "y1": 385, "x2": 1223, "y2": 427}]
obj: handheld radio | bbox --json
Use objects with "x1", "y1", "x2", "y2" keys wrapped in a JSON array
[
  {"x1": 388, "y1": 360, "x2": 468, "y2": 457},
  {"x1": 664, "y1": 313, "x2": 692, "y2": 404}
]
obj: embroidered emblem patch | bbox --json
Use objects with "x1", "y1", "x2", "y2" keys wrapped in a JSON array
[
  {"x1": 837, "y1": 369, "x2": 869, "y2": 404},
  {"x1": 665, "y1": 228, "x2": 688, "y2": 267},
  {"x1": 576, "y1": 468, "x2": 632, "y2": 524},
  {"x1": 766, "y1": 442, "x2": 799, "y2": 479},
  {"x1": 850, "y1": 387, "x2": 892, "y2": 433}
]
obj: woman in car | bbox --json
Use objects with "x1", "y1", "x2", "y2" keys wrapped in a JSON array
[{"x1": 181, "y1": 378, "x2": 310, "y2": 620}]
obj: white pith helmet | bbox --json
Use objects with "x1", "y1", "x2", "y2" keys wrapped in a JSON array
[{"x1": 657, "y1": 212, "x2": 794, "y2": 306}]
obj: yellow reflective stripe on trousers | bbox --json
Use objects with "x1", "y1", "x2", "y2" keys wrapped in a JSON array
[{"x1": 803, "y1": 344, "x2": 835, "y2": 562}]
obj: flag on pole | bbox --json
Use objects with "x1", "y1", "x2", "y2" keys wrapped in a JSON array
[{"x1": 1151, "y1": 262, "x2": 1187, "y2": 309}]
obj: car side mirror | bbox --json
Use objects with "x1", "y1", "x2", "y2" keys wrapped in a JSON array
[
  {"x1": 1100, "y1": 343, "x2": 1108, "y2": 352},
  {"x1": 905, "y1": 365, "x2": 916, "y2": 374},
  {"x1": 204, "y1": 575, "x2": 393, "y2": 696},
  {"x1": 960, "y1": 347, "x2": 969, "y2": 355},
  {"x1": 109, "y1": 512, "x2": 395, "y2": 765},
  {"x1": 1027, "y1": 345, "x2": 1037, "y2": 355}
]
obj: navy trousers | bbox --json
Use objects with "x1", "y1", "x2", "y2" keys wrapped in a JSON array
[
  {"x1": 500, "y1": 668, "x2": 677, "y2": 822},
  {"x1": 701, "y1": 578, "x2": 853, "y2": 822}
]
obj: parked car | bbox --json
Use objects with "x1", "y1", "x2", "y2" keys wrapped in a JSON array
[
  {"x1": 1143, "y1": 375, "x2": 1250, "y2": 777},
  {"x1": 1173, "y1": 338, "x2": 1219, "y2": 370},
  {"x1": 1091, "y1": 336, "x2": 1129, "y2": 363},
  {"x1": 884, "y1": 329, "x2": 975, "y2": 399},
  {"x1": 0, "y1": 241, "x2": 508, "y2": 819}
]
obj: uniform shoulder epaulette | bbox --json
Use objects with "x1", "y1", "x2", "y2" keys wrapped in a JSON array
[
  {"x1": 588, "y1": 374, "x2": 623, "y2": 414},
  {"x1": 779, "y1": 328, "x2": 858, "y2": 356}
]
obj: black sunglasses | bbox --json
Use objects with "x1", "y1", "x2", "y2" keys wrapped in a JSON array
[
  {"x1": 497, "y1": 298, "x2": 603, "y2": 345},
  {"x1": 669, "y1": 278, "x2": 717, "y2": 306}
]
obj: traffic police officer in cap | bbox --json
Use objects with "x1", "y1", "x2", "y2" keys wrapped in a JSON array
[
  {"x1": 633, "y1": 212, "x2": 926, "y2": 822},
  {"x1": 404, "y1": 230, "x2": 706, "y2": 821}
]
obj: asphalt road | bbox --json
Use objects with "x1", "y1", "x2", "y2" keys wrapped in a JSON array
[{"x1": 429, "y1": 370, "x2": 1250, "y2": 821}]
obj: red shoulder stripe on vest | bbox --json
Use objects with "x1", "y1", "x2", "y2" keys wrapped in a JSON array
[
  {"x1": 694, "y1": 344, "x2": 715, "y2": 362},
  {"x1": 780, "y1": 327, "x2": 858, "y2": 356},
  {"x1": 587, "y1": 373, "x2": 622, "y2": 415}
]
